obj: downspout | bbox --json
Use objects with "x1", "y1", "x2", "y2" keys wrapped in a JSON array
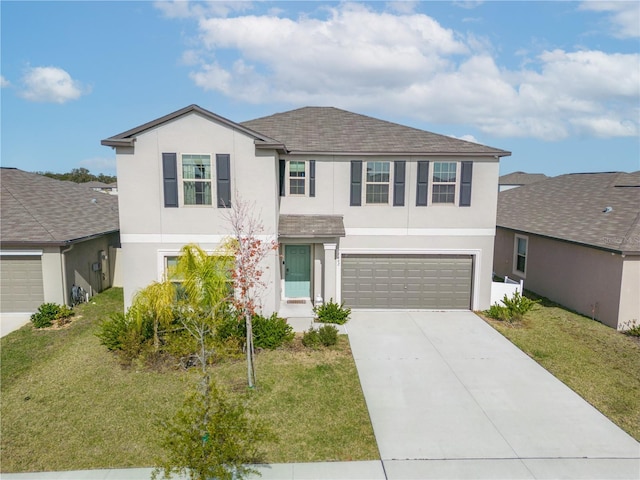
[{"x1": 60, "y1": 244, "x2": 74, "y2": 306}]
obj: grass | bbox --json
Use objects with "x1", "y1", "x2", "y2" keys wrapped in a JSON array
[
  {"x1": 482, "y1": 294, "x2": 640, "y2": 441},
  {"x1": 1, "y1": 288, "x2": 378, "y2": 473}
]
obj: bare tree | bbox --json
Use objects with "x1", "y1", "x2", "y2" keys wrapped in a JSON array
[{"x1": 224, "y1": 196, "x2": 278, "y2": 388}]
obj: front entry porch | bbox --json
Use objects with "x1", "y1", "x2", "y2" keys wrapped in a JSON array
[{"x1": 277, "y1": 214, "x2": 345, "y2": 319}]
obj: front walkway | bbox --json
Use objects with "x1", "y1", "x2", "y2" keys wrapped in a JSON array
[{"x1": 347, "y1": 311, "x2": 640, "y2": 479}]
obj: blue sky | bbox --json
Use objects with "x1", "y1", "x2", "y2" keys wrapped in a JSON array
[{"x1": 1, "y1": 1, "x2": 639, "y2": 177}]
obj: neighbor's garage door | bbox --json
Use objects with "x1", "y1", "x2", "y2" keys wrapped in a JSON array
[
  {"x1": 341, "y1": 254, "x2": 472, "y2": 309},
  {"x1": 0, "y1": 256, "x2": 44, "y2": 312}
]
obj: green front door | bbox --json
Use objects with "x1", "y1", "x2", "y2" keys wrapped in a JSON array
[{"x1": 285, "y1": 245, "x2": 311, "y2": 298}]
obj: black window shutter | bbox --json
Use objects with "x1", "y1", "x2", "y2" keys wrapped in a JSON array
[
  {"x1": 216, "y1": 154, "x2": 231, "y2": 208},
  {"x1": 162, "y1": 153, "x2": 178, "y2": 208},
  {"x1": 460, "y1": 161, "x2": 473, "y2": 207},
  {"x1": 416, "y1": 161, "x2": 429, "y2": 206},
  {"x1": 309, "y1": 160, "x2": 316, "y2": 197},
  {"x1": 393, "y1": 161, "x2": 406, "y2": 206},
  {"x1": 350, "y1": 161, "x2": 362, "y2": 206},
  {"x1": 279, "y1": 159, "x2": 286, "y2": 197}
]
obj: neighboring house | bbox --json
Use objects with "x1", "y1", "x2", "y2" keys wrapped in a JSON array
[
  {"x1": 498, "y1": 171, "x2": 547, "y2": 191},
  {"x1": 102, "y1": 104, "x2": 510, "y2": 313},
  {"x1": 83, "y1": 181, "x2": 118, "y2": 195},
  {"x1": 0, "y1": 168, "x2": 120, "y2": 312},
  {"x1": 493, "y1": 172, "x2": 640, "y2": 330}
]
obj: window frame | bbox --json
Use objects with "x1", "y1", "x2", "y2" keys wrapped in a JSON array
[
  {"x1": 513, "y1": 234, "x2": 528, "y2": 277},
  {"x1": 179, "y1": 153, "x2": 214, "y2": 207},
  {"x1": 430, "y1": 161, "x2": 459, "y2": 205},
  {"x1": 287, "y1": 160, "x2": 307, "y2": 196},
  {"x1": 364, "y1": 161, "x2": 392, "y2": 205}
]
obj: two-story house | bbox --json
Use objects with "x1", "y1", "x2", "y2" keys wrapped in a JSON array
[{"x1": 102, "y1": 105, "x2": 510, "y2": 313}]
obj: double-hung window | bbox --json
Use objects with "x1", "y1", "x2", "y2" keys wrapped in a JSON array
[
  {"x1": 365, "y1": 161, "x2": 390, "y2": 204},
  {"x1": 432, "y1": 162, "x2": 457, "y2": 204},
  {"x1": 182, "y1": 154, "x2": 212, "y2": 205},
  {"x1": 514, "y1": 235, "x2": 528, "y2": 276},
  {"x1": 289, "y1": 161, "x2": 306, "y2": 195}
]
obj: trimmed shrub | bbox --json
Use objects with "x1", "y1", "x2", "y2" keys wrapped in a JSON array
[
  {"x1": 485, "y1": 291, "x2": 538, "y2": 323},
  {"x1": 302, "y1": 325, "x2": 338, "y2": 348},
  {"x1": 30, "y1": 303, "x2": 61, "y2": 328},
  {"x1": 253, "y1": 313, "x2": 294, "y2": 349},
  {"x1": 96, "y1": 311, "x2": 154, "y2": 361},
  {"x1": 313, "y1": 299, "x2": 351, "y2": 324},
  {"x1": 217, "y1": 311, "x2": 294, "y2": 350},
  {"x1": 317, "y1": 325, "x2": 338, "y2": 346}
]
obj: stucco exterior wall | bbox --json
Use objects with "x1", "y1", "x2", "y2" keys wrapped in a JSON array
[
  {"x1": 41, "y1": 247, "x2": 64, "y2": 305},
  {"x1": 116, "y1": 112, "x2": 279, "y2": 309},
  {"x1": 618, "y1": 257, "x2": 640, "y2": 329},
  {"x1": 494, "y1": 228, "x2": 629, "y2": 329}
]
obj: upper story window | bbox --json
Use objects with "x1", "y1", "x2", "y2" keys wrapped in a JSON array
[
  {"x1": 182, "y1": 154, "x2": 212, "y2": 205},
  {"x1": 366, "y1": 161, "x2": 390, "y2": 204},
  {"x1": 514, "y1": 235, "x2": 528, "y2": 276},
  {"x1": 432, "y1": 162, "x2": 457, "y2": 204},
  {"x1": 289, "y1": 161, "x2": 306, "y2": 195}
]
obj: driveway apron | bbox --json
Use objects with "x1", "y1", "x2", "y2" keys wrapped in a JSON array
[{"x1": 347, "y1": 311, "x2": 640, "y2": 479}]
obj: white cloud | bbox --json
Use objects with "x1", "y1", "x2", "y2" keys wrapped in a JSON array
[
  {"x1": 19, "y1": 66, "x2": 88, "y2": 103},
  {"x1": 154, "y1": 0, "x2": 252, "y2": 19},
  {"x1": 580, "y1": 1, "x2": 640, "y2": 38},
  {"x1": 386, "y1": 1, "x2": 419, "y2": 14},
  {"x1": 449, "y1": 134, "x2": 480, "y2": 143},
  {"x1": 161, "y1": 2, "x2": 639, "y2": 141},
  {"x1": 1, "y1": 75, "x2": 9, "y2": 87}
]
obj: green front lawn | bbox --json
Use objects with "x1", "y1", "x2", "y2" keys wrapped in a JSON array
[
  {"x1": 483, "y1": 295, "x2": 640, "y2": 441},
  {"x1": 0, "y1": 288, "x2": 378, "y2": 473}
]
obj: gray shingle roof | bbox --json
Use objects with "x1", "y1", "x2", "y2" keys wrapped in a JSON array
[
  {"x1": 499, "y1": 171, "x2": 548, "y2": 185},
  {"x1": 497, "y1": 172, "x2": 640, "y2": 254},
  {"x1": 242, "y1": 107, "x2": 511, "y2": 156},
  {"x1": 0, "y1": 168, "x2": 119, "y2": 245},
  {"x1": 279, "y1": 215, "x2": 345, "y2": 238}
]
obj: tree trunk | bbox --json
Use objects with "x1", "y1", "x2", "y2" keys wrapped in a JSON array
[{"x1": 245, "y1": 311, "x2": 255, "y2": 388}]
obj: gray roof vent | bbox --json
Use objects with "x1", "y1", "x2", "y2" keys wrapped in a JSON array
[{"x1": 603, "y1": 206, "x2": 613, "y2": 213}]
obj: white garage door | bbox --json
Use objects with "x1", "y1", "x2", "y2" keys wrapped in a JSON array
[
  {"x1": 0, "y1": 256, "x2": 45, "y2": 312},
  {"x1": 341, "y1": 254, "x2": 473, "y2": 309}
]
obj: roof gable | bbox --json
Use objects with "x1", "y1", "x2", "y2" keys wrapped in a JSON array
[
  {"x1": 497, "y1": 172, "x2": 640, "y2": 254},
  {"x1": 241, "y1": 106, "x2": 511, "y2": 156},
  {"x1": 101, "y1": 104, "x2": 281, "y2": 148},
  {"x1": 0, "y1": 168, "x2": 119, "y2": 245},
  {"x1": 499, "y1": 171, "x2": 548, "y2": 185}
]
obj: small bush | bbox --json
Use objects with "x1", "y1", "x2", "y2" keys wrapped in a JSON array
[
  {"x1": 301, "y1": 328, "x2": 320, "y2": 348},
  {"x1": 302, "y1": 325, "x2": 338, "y2": 348},
  {"x1": 253, "y1": 313, "x2": 294, "y2": 349},
  {"x1": 30, "y1": 303, "x2": 62, "y2": 328},
  {"x1": 96, "y1": 311, "x2": 154, "y2": 361},
  {"x1": 313, "y1": 299, "x2": 351, "y2": 325},
  {"x1": 217, "y1": 311, "x2": 294, "y2": 350},
  {"x1": 485, "y1": 291, "x2": 538, "y2": 323},
  {"x1": 621, "y1": 320, "x2": 640, "y2": 337},
  {"x1": 317, "y1": 325, "x2": 338, "y2": 346}
]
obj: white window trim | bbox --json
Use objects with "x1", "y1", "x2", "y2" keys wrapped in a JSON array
[
  {"x1": 513, "y1": 234, "x2": 528, "y2": 278},
  {"x1": 178, "y1": 153, "x2": 214, "y2": 207},
  {"x1": 363, "y1": 160, "x2": 393, "y2": 205},
  {"x1": 286, "y1": 160, "x2": 308, "y2": 197},
  {"x1": 429, "y1": 161, "x2": 460, "y2": 206}
]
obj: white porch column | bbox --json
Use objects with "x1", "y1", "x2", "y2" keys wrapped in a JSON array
[
  {"x1": 313, "y1": 244, "x2": 323, "y2": 303},
  {"x1": 323, "y1": 243, "x2": 337, "y2": 302}
]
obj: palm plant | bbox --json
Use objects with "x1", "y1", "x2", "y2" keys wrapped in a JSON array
[{"x1": 131, "y1": 280, "x2": 175, "y2": 351}]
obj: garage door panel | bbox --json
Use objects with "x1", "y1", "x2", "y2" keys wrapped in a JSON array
[
  {"x1": 1, "y1": 256, "x2": 45, "y2": 312},
  {"x1": 342, "y1": 254, "x2": 472, "y2": 310}
]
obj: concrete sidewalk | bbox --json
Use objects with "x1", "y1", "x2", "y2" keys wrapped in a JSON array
[{"x1": 348, "y1": 311, "x2": 640, "y2": 479}]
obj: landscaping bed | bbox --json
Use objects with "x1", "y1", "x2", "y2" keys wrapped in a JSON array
[
  {"x1": 482, "y1": 294, "x2": 640, "y2": 441},
  {"x1": 0, "y1": 288, "x2": 378, "y2": 473}
]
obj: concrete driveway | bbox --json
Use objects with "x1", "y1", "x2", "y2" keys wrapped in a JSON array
[
  {"x1": 0, "y1": 313, "x2": 31, "y2": 338},
  {"x1": 347, "y1": 311, "x2": 640, "y2": 479}
]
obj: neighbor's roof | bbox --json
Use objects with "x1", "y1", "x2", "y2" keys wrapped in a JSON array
[
  {"x1": 242, "y1": 107, "x2": 511, "y2": 156},
  {"x1": 499, "y1": 171, "x2": 548, "y2": 185},
  {"x1": 0, "y1": 168, "x2": 119, "y2": 246},
  {"x1": 279, "y1": 215, "x2": 345, "y2": 238},
  {"x1": 497, "y1": 172, "x2": 640, "y2": 254}
]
